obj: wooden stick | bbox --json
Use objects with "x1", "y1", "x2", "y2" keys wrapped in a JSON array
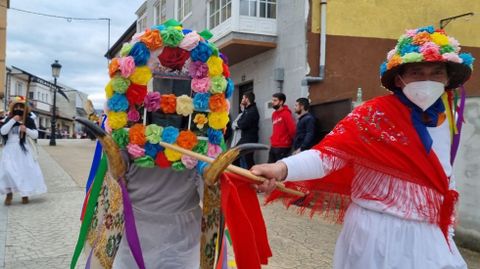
[{"x1": 159, "y1": 141, "x2": 306, "y2": 197}]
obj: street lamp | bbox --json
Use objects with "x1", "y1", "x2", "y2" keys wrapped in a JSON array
[{"x1": 49, "y1": 60, "x2": 62, "y2": 146}]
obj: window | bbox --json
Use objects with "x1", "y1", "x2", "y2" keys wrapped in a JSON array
[
  {"x1": 177, "y1": 0, "x2": 192, "y2": 22},
  {"x1": 15, "y1": 81, "x2": 23, "y2": 95},
  {"x1": 29, "y1": 92, "x2": 34, "y2": 99},
  {"x1": 137, "y1": 13, "x2": 148, "y2": 32},
  {"x1": 154, "y1": 0, "x2": 167, "y2": 25},
  {"x1": 240, "y1": 0, "x2": 276, "y2": 18},
  {"x1": 209, "y1": 0, "x2": 232, "y2": 28}
]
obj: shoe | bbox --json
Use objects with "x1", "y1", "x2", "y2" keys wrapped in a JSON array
[
  {"x1": 21, "y1": 197, "x2": 29, "y2": 204},
  {"x1": 4, "y1": 193, "x2": 12, "y2": 206}
]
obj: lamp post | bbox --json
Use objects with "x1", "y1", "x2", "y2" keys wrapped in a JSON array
[{"x1": 49, "y1": 60, "x2": 62, "y2": 146}]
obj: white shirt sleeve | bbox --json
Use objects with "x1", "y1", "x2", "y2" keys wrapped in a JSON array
[
  {"x1": 0, "y1": 118, "x2": 17, "y2": 135},
  {"x1": 26, "y1": 128, "x2": 38, "y2": 139},
  {"x1": 281, "y1": 149, "x2": 327, "y2": 182}
]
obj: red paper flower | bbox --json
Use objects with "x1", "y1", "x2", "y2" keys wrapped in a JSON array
[
  {"x1": 158, "y1": 47, "x2": 190, "y2": 71},
  {"x1": 126, "y1": 83, "x2": 148, "y2": 105},
  {"x1": 155, "y1": 152, "x2": 171, "y2": 168},
  {"x1": 222, "y1": 63, "x2": 230, "y2": 78},
  {"x1": 423, "y1": 48, "x2": 443, "y2": 62}
]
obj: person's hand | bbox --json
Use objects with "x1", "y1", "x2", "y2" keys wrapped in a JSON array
[
  {"x1": 250, "y1": 161, "x2": 288, "y2": 194},
  {"x1": 13, "y1": 115, "x2": 21, "y2": 122},
  {"x1": 19, "y1": 125, "x2": 26, "y2": 132}
]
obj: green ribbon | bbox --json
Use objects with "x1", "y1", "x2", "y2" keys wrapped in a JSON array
[
  {"x1": 163, "y1": 18, "x2": 182, "y2": 28},
  {"x1": 70, "y1": 155, "x2": 108, "y2": 269},
  {"x1": 199, "y1": 29, "x2": 213, "y2": 41}
]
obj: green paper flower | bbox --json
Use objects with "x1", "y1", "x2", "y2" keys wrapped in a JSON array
[
  {"x1": 145, "y1": 124, "x2": 163, "y2": 144},
  {"x1": 134, "y1": 156, "x2": 155, "y2": 168},
  {"x1": 208, "y1": 42, "x2": 219, "y2": 56},
  {"x1": 440, "y1": 44, "x2": 455, "y2": 54},
  {"x1": 120, "y1": 43, "x2": 133, "y2": 57},
  {"x1": 111, "y1": 76, "x2": 130, "y2": 94},
  {"x1": 401, "y1": 52, "x2": 423, "y2": 64},
  {"x1": 172, "y1": 161, "x2": 186, "y2": 171},
  {"x1": 112, "y1": 128, "x2": 130, "y2": 149},
  {"x1": 193, "y1": 140, "x2": 208, "y2": 155},
  {"x1": 209, "y1": 76, "x2": 227, "y2": 94},
  {"x1": 161, "y1": 28, "x2": 184, "y2": 47}
]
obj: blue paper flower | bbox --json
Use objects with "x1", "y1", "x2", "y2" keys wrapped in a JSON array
[
  {"x1": 152, "y1": 25, "x2": 166, "y2": 32},
  {"x1": 182, "y1": 29, "x2": 192, "y2": 35},
  {"x1": 162, "y1": 126, "x2": 179, "y2": 144},
  {"x1": 107, "y1": 93, "x2": 129, "y2": 112},
  {"x1": 416, "y1": 26, "x2": 435, "y2": 34},
  {"x1": 379, "y1": 61, "x2": 387, "y2": 76},
  {"x1": 399, "y1": 44, "x2": 419, "y2": 56},
  {"x1": 193, "y1": 93, "x2": 210, "y2": 111},
  {"x1": 196, "y1": 161, "x2": 208, "y2": 174},
  {"x1": 207, "y1": 128, "x2": 223, "y2": 145},
  {"x1": 459, "y1": 53, "x2": 475, "y2": 66},
  {"x1": 129, "y1": 42, "x2": 150, "y2": 66},
  {"x1": 190, "y1": 41, "x2": 212, "y2": 63},
  {"x1": 225, "y1": 78, "x2": 234, "y2": 99},
  {"x1": 144, "y1": 142, "x2": 163, "y2": 158}
]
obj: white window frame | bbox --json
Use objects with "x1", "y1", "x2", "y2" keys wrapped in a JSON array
[
  {"x1": 154, "y1": 0, "x2": 167, "y2": 25},
  {"x1": 240, "y1": 0, "x2": 276, "y2": 18},
  {"x1": 208, "y1": 0, "x2": 232, "y2": 29},
  {"x1": 137, "y1": 12, "x2": 148, "y2": 32},
  {"x1": 15, "y1": 81, "x2": 23, "y2": 96},
  {"x1": 176, "y1": 0, "x2": 192, "y2": 22}
]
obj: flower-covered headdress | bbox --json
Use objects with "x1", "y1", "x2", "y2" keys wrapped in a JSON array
[
  {"x1": 105, "y1": 19, "x2": 233, "y2": 171},
  {"x1": 380, "y1": 26, "x2": 475, "y2": 91},
  {"x1": 8, "y1": 96, "x2": 30, "y2": 114}
]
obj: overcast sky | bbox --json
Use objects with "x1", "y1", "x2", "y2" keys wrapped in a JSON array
[{"x1": 6, "y1": 0, "x2": 144, "y2": 109}]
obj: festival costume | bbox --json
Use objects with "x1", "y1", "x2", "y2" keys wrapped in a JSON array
[
  {"x1": 0, "y1": 97, "x2": 47, "y2": 198},
  {"x1": 71, "y1": 19, "x2": 271, "y2": 269},
  {"x1": 267, "y1": 26, "x2": 474, "y2": 269}
]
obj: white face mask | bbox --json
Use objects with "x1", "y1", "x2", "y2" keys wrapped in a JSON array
[{"x1": 400, "y1": 80, "x2": 445, "y2": 111}]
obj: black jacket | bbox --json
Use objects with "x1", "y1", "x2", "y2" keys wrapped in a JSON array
[
  {"x1": 236, "y1": 103, "x2": 259, "y2": 145},
  {"x1": 293, "y1": 112, "x2": 316, "y2": 151}
]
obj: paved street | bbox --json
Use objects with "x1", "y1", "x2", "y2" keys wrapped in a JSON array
[{"x1": 0, "y1": 139, "x2": 479, "y2": 269}]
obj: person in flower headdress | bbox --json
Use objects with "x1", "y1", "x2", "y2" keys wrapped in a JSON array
[
  {"x1": 252, "y1": 26, "x2": 475, "y2": 268},
  {"x1": 72, "y1": 19, "x2": 235, "y2": 269},
  {"x1": 0, "y1": 97, "x2": 47, "y2": 205}
]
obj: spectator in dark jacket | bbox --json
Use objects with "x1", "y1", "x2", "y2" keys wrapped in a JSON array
[
  {"x1": 293, "y1": 98, "x2": 316, "y2": 154},
  {"x1": 235, "y1": 91, "x2": 259, "y2": 168}
]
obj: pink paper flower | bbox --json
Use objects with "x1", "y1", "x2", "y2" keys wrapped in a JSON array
[
  {"x1": 189, "y1": 61, "x2": 209, "y2": 79},
  {"x1": 191, "y1": 77, "x2": 211, "y2": 93},
  {"x1": 127, "y1": 143, "x2": 145, "y2": 158},
  {"x1": 144, "y1": 92, "x2": 161, "y2": 112},
  {"x1": 179, "y1": 31, "x2": 200, "y2": 51},
  {"x1": 442, "y1": 52, "x2": 463, "y2": 63},
  {"x1": 181, "y1": 155, "x2": 198, "y2": 169},
  {"x1": 119, "y1": 56, "x2": 136, "y2": 78},
  {"x1": 207, "y1": 142, "x2": 222, "y2": 158},
  {"x1": 127, "y1": 106, "x2": 141, "y2": 122}
]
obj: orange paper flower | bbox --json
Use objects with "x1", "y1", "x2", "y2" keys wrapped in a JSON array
[
  {"x1": 386, "y1": 54, "x2": 402, "y2": 70},
  {"x1": 209, "y1": 94, "x2": 227, "y2": 112},
  {"x1": 109, "y1": 58, "x2": 120, "y2": 78},
  {"x1": 129, "y1": 123, "x2": 147, "y2": 146},
  {"x1": 140, "y1": 29, "x2": 163, "y2": 50},
  {"x1": 193, "y1": 113, "x2": 208, "y2": 129},
  {"x1": 412, "y1": 32, "x2": 431, "y2": 45},
  {"x1": 160, "y1": 94, "x2": 177, "y2": 114},
  {"x1": 177, "y1": 130, "x2": 198, "y2": 150}
]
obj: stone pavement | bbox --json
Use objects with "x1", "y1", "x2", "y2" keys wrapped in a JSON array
[{"x1": 0, "y1": 139, "x2": 479, "y2": 269}]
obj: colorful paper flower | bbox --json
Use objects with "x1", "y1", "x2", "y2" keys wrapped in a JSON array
[
  {"x1": 222, "y1": 63, "x2": 230, "y2": 78},
  {"x1": 120, "y1": 43, "x2": 133, "y2": 57},
  {"x1": 386, "y1": 54, "x2": 402, "y2": 70},
  {"x1": 209, "y1": 76, "x2": 227, "y2": 94},
  {"x1": 208, "y1": 111, "x2": 229, "y2": 130},
  {"x1": 134, "y1": 156, "x2": 155, "y2": 168},
  {"x1": 193, "y1": 140, "x2": 208, "y2": 155},
  {"x1": 127, "y1": 106, "x2": 141, "y2": 122},
  {"x1": 172, "y1": 161, "x2": 186, "y2": 171},
  {"x1": 162, "y1": 126, "x2": 179, "y2": 144},
  {"x1": 207, "y1": 55, "x2": 224, "y2": 77},
  {"x1": 225, "y1": 78, "x2": 234, "y2": 99},
  {"x1": 126, "y1": 83, "x2": 148, "y2": 105},
  {"x1": 129, "y1": 66, "x2": 152, "y2": 86},
  {"x1": 459, "y1": 53, "x2": 475, "y2": 66},
  {"x1": 160, "y1": 94, "x2": 177, "y2": 113},
  {"x1": 177, "y1": 130, "x2": 198, "y2": 150},
  {"x1": 118, "y1": 56, "x2": 136, "y2": 78},
  {"x1": 161, "y1": 28, "x2": 184, "y2": 47},
  {"x1": 105, "y1": 80, "x2": 114, "y2": 99},
  {"x1": 127, "y1": 143, "x2": 146, "y2": 158},
  {"x1": 401, "y1": 52, "x2": 423, "y2": 64},
  {"x1": 129, "y1": 123, "x2": 147, "y2": 146},
  {"x1": 158, "y1": 47, "x2": 190, "y2": 70},
  {"x1": 140, "y1": 28, "x2": 163, "y2": 50},
  {"x1": 412, "y1": 32, "x2": 431, "y2": 45},
  {"x1": 209, "y1": 94, "x2": 227, "y2": 112},
  {"x1": 144, "y1": 142, "x2": 163, "y2": 158},
  {"x1": 176, "y1": 95, "x2": 194, "y2": 116},
  {"x1": 430, "y1": 32, "x2": 449, "y2": 46},
  {"x1": 189, "y1": 61, "x2": 209, "y2": 79},
  {"x1": 155, "y1": 152, "x2": 171, "y2": 168},
  {"x1": 145, "y1": 124, "x2": 163, "y2": 144},
  {"x1": 112, "y1": 76, "x2": 131, "y2": 94},
  {"x1": 190, "y1": 41, "x2": 212, "y2": 63},
  {"x1": 165, "y1": 147, "x2": 182, "y2": 162},
  {"x1": 107, "y1": 111, "x2": 128, "y2": 129},
  {"x1": 193, "y1": 93, "x2": 210, "y2": 111},
  {"x1": 179, "y1": 31, "x2": 200, "y2": 51},
  {"x1": 112, "y1": 128, "x2": 130, "y2": 149},
  {"x1": 207, "y1": 128, "x2": 223, "y2": 145},
  {"x1": 181, "y1": 155, "x2": 198, "y2": 169},
  {"x1": 144, "y1": 92, "x2": 161, "y2": 112},
  {"x1": 109, "y1": 58, "x2": 120, "y2": 77},
  {"x1": 207, "y1": 142, "x2": 222, "y2": 158},
  {"x1": 191, "y1": 77, "x2": 211, "y2": 93},
  {"x1": 128, "y1": 42, "x2": 150, "y2": 66},
  {"x1": 193, "y1": 113, "x2": 208, "y2": 129},
  {"x1": 108, "y1": 93, "x2": 129, "y2": 112}
]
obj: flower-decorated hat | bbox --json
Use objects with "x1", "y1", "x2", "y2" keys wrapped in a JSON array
[
  {"x1": 105, "y1": 19, "x2": 233, "y2": 171},
  {"x1": 380, "y1": 26, "x2": 475, "y2": 91},
  {"x1": 8, "y1": 96, "x2": 30, "y2": 113}
]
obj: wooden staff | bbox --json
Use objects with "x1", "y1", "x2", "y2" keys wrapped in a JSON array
[
  {"x1": 158, "y1": 141, "x2": 306, "y2": 197},
  {"x1": 20, "y1": 77, "x2": 32, "y2": 139}
]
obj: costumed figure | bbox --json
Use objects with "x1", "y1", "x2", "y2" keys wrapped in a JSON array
[
  {"x1": 253, "y1": 26, "x2": 475, "y2": 269},
  {"x1": 71, "y1": 19, "x2": 277, "y2": 269},
  {"x1": 0, "y1": 96, "x2": 47, "y2": 205}
]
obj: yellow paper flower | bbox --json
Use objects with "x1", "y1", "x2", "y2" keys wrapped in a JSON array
[
  {"x1": 208, "y1": 111, "x2": 229, "y2": 130},
  {"x1": 129, "y1": 66, "x2": 152, "y2": 85},
  {"x1": 430, "y1": 32, "x2": 449, "y2": 46},
  {"x1": 107, "y1": 111, "x2": 128, "y2": 130},
  {"x1": 105, "y1": 80, "x2": 114, "y2": 99},
  {"x1": 193, "y1": 114, "x2": 208, "y2": 129},
  {"x1": 164, "y1": 146, "x2": 182, "y2": 162},
  {"x1": 176, "y1": 95, "x2": 194, "y2": 116},
  {"x1": 207, "y1": 55, "x2": 224, "y2": 77}
]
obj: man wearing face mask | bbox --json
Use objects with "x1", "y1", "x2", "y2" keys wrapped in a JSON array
[
  {"x1": 251, "y1": 26, "x2": 474, "y2": 269},
  {"x1": 0, "y1": 97, "x2": 47, "y2": 205}
]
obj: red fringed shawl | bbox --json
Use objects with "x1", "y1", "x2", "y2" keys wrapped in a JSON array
[{"x1": 267, "y1": 95, "x2": 457, "y2": 244}]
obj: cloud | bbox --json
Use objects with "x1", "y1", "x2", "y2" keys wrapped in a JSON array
[{"x1": 6, "y1": 0, "x2": 144, "y2": 109}]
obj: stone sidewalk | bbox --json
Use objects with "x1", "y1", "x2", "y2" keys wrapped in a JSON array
[{"x1": 0, "y1": 139, "x2": 479, "y2": 269}]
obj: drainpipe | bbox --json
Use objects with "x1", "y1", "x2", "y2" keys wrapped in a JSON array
[{"x1": 302, "y1": 0, "x2": 327, "y2": 85}]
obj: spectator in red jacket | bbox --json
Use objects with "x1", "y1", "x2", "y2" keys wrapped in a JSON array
[{"x1": 269, "y1": 92, "x2": 296, "y2": 163}]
